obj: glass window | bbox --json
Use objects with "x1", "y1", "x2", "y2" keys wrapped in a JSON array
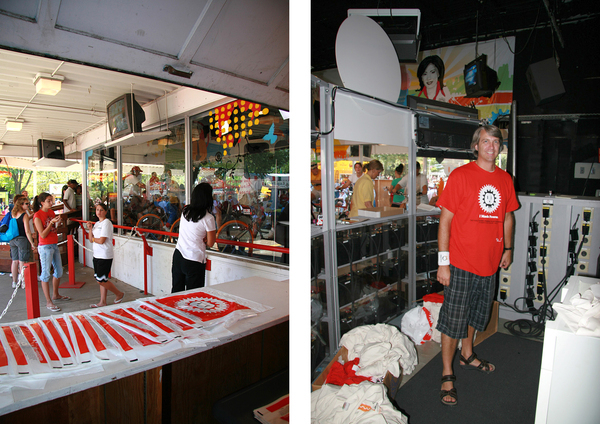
[
  {"x1": 86, "y1": 147, "x2": 117, "y2": 223},
  {"x1": 122, "y1": 121, "x2": 185, "y2": 236},
  {"x1": 190, "y1": 101, "x2": 289, "y2": 263}
]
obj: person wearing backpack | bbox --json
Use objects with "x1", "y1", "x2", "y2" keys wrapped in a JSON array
[{"x1": 9, "y1": 196, "x2": 36, "y2": 289}]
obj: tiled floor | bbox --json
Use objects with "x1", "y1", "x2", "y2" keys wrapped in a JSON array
[{"x1": 0, "y1": 262, "x2": 153, "y2": 323}]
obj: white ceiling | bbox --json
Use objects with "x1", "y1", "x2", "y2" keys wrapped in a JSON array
[
  {"x1": 0, "y1": 0, "x2": 289, "y2": 163},
  {"x1": 0, "y1": 49, "x2": 182, "y2": 160}
]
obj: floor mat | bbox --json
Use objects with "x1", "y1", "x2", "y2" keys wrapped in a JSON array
[{"x1": 394, "y1": 332, "x2": 543, "y2": 424}]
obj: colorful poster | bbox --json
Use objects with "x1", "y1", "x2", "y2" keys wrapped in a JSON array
[{"x1": 399, "y1": 37, "x2": 515, "y2": 123}]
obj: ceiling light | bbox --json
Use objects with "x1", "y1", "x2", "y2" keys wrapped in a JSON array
[
  {"x1": 33, "y1": 73, "x2": 65, "y2": 95},
  {"x1": 5, "y1": 118, "x2": 24, "y2": 131}
]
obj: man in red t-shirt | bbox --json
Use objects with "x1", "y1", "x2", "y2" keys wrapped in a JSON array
[{"x1": 435, "y1": 125, "x2": 519, "y2": 406}]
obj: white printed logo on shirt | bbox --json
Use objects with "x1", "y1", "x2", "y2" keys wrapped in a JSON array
[{"x1": 478, "y1": 184, "x2": 501, "y2": 214}]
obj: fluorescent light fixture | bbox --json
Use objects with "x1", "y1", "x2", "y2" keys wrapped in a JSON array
[
  {"x1": 33, "y1": 73, "x2": 65, "y2": 96},
  {"x1": 5, "y1": 118, "x2": 24, "y2": 131}
]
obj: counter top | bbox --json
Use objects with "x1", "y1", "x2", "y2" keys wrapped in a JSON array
[{"x1": 0, "y1": 277, "x2": 289, "y2": 415}]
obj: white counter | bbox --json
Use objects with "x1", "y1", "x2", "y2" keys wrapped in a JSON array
[
  {"x1": 534, "y1": 277, "x2": 600, "y2": 424},
  {"x1": 0, "y1": 277, "x2": 289, "y2": 415}
]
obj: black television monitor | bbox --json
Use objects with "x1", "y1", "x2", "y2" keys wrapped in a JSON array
[
  {"x1": 107, "y1": 93, "x2": 146, "y2": 140},
  {"x1": 463, "y1": 54, "x2": 498, "y2": 98},
  {"x1": 37, "y1": 139, "x2": 64, "y2": 160}
]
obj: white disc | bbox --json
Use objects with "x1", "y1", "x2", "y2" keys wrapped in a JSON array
[{"x1": 335, "y1": 15, "x2": 402, "y2": 103}]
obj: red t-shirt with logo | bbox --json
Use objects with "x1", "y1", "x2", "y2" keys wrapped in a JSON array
[
  {"x1": 437, "y1": 162, "x2": 519, "y2": 276},
  {"x1": 34, "y1": 209, "x2": 58, "y2": 245}
]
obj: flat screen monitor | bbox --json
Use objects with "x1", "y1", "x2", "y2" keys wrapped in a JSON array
[
  {"x1": 37, "y1": 139, "x2": 64, "y2": 160},
  {"x1": 107, "y1": 93, "x2": 146, "y2": 140}
]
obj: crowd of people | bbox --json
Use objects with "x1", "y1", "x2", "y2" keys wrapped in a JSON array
[
  {"x1": 1, "y1": 167, "x2": 288, "y2": 313},
  {"x1": 1, "y1": 180, "x2": 124, "y2": 312},
  {"x1": 311, "y1": 159, "x2": 443, "y2": 220}
]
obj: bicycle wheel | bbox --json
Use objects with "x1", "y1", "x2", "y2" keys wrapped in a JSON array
[
  {"x1": 169, "y1": 218, "x2": 180, "y2": 243},
  {"x1": 136, "y1": 214, "x2": 166, "y2": 242},
  {"x1": 216, "y1": 219, "x2": 254, "y2": 256}
]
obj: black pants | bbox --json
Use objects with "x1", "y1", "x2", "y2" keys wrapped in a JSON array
[{"x1": 171, "y1": 248, "x2": 206, "y2": 293}]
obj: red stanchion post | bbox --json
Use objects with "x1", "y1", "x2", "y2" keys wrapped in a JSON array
[
  {"x1": 23, "y1": 262, "x2": 40, "y2": 319},
  {"x1": 141, "y1": 234, "x2": 153, "y2": 295},
  {"x1": 59, "y1": 234, "x2": 86, "y2": 289},
  {"x1": 81, "y1": 225, "x2": 88, "y2": 268}
]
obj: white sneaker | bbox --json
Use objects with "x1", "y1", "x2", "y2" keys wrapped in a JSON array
[{"x1": 12, "y1": 282, "x2": 16, "y2": 288}]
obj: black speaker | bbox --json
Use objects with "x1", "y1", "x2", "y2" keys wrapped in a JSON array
[{"x1": 526, "y1": 58, "x2": 565, "y2": 105}]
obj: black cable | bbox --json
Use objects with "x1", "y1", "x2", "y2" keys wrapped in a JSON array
[
  {"x1": 503, "y1": 319, "x2": 545, "y2": 340},
  {"x1": 502, "y1": 1, "x2": 543, "y2": 56}
]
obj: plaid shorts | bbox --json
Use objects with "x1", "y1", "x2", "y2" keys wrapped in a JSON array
[{"x1": 436, "y1": 265, "x2": 495, "y2": 339}]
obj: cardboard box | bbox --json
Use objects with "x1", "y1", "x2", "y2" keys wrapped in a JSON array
[
  {"x1": 358, "y1": 207, "x2": 404, "y2": 218},
  {"x1": 311, "y1": 346, "x2": 402, "y2": 399},
  {"x1": 474, "y1": 300, "x2": 499, "y2": 346}
]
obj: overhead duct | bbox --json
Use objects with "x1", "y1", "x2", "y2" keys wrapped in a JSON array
[{"x1": 348, "y1": 9, "x2": 421, "y2": 63}]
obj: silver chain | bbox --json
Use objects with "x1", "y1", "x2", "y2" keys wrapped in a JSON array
[
  {"x1": 0, "y1": 227, "x2": 148, "y2": 321},
  {"x1": 0, "y1": 267, "x2": 25, "y2": 321}
]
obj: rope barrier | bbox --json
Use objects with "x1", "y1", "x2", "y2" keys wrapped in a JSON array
[
  {"x1": 0, "y1": 268, "x2": 25, "y2": 321},
  {"x1": 73, "y1": 226, "x2": 144, "y2": 254},
  {"x1": 73, "y1": 218, "x2": 290, "y2": 254}
]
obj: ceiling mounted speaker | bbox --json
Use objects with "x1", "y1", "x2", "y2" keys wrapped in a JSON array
[
  {"x1": 526, "y1": 58, "x2": 565, "y2": 105},
  {"x1": 335, "y1": 15, "x2": 402, "y2": 103}
]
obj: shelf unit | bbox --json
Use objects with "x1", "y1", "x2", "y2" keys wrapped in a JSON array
[
  {"x1": 310, "y1": 76, "x2": 481, "y2": 378},
  {"x1": 310, "y1": 77, "x2": 420, "y2": 378}
]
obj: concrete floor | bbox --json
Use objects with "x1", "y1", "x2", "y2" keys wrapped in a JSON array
[{"x1": 0, "y1": 262, "x2": 153, "y2": 323}]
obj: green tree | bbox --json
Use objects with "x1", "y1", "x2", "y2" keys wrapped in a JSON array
[
  {"x1": 0, "y1": 166, "x2": 33, "y2": 196},
  {"x1": 0, "y1": 167, "x2": 82, "y2": 198},
  {"x1": 373, "y1": 153, "x2": 408, "y2": 177},
  {"x1": 35, "y1": 170, "x2": 82, "y2": 194}
]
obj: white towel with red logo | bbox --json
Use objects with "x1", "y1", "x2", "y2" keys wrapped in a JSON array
[
  {"x1": 311, "y1": 381, "x2": 408, "y2": 423},
  {"x1": 339, "y1": 324, "x2": 417, "y2": 378}
]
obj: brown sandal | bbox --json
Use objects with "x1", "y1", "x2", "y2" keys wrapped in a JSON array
[
  {"x1": 440, "y1": 375, "x2": 457, "y2": 406},
  {"x1": 460, "y1": 352, "x2": 495, "y2": 374}
]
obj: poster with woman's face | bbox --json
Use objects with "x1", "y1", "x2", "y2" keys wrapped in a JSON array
[{"x1": 398, "y1": 37, "x2": 515, "y2": 123}]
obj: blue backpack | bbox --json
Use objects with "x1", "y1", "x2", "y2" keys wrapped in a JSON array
[{"x1": 0, "y1": 214, "x2": 19, "y2": 242}]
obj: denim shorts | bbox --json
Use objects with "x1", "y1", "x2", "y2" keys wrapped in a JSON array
[{"x1": 38, "y1": 244, "x2": 63, "y2": 282}]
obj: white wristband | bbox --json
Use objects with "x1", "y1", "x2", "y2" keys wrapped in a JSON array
[{"x1": 438, "y1": 251, "x2": 450, "y2": 266}]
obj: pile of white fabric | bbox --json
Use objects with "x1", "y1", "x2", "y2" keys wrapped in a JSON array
[
  {"x1": 553, "y1": 283, "x2": 600, "y2": 337},
  {"x1": 311, "y1": 381, "x2": 408, "y2": 423},
  {"x1": 339, "y1": 323, "x2": 418, "y2": 380}
]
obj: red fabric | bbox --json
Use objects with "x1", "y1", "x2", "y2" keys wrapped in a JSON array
[
  {"x1": 325, "y1": 358, "x2": 371, "y2": 386},
  {"x1": 34, "y1": 209, "x2": 58, "y2": 245},
  {"x1": 437, "y1": 162, "x2": 519, "y2": 276},
  {"x1": 266, "y1": 395, "x2": 289, "y2": 412},
  {"x1": 20, "y1": 326, "x2": 47, "y2": 364},
  {"x1": 423, "y1": 293, "x2": 444, "y2": 304},
  {"x1": 1, "y1": 327, "x2": 27, "y2": 366},
  {"x1": 155, "y1": 292, "x2": 250, "y2": 322}
]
